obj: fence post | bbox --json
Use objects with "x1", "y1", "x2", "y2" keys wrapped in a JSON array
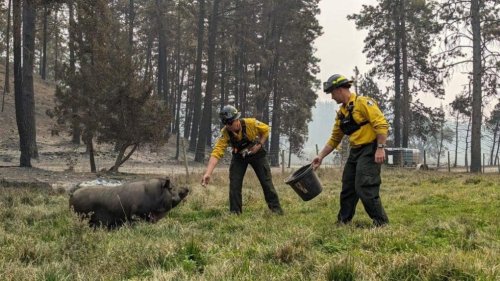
[
  {"x1": 448, "y1": 151, "x2": 450, "y2": 172},
  {"x1": 315, "y1": 144, "x2": 319, "y2": 155},
  {"x1": 423, "y1": 150, "x2": 426, "y2": 165}
]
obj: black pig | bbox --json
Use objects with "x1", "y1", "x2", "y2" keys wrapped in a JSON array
[{"x1": 69, "y1": 178, "x2": 189, "y2": 228}]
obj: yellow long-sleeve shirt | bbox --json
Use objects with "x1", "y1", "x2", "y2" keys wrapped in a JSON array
[
  {"x1": 211, "y1": 118, "x2": 269, "y2": 159},
  {"x1": 327, "y1": 93, "x2": 389, "y2": 149}
]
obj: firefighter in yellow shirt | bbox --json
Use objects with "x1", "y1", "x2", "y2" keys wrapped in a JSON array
[
  {"x1": 201, "y1": 105, "x2": 283, "y2": 215},
  {"x1": 312, "y1": 74, "x2": 389, "y2": 226}
]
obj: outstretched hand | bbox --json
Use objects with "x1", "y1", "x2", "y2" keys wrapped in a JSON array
[{"x1": 201, "y1": 174, "x2": 211, "y2": 187}]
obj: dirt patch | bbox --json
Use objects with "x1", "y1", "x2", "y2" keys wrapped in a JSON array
[{"x1": 0, "y1": 147, "x2": 209, "y2": 192}]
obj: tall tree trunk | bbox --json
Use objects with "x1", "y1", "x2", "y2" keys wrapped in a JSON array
[
  {"x1": 3, "y1": 0, "x2": 12, "y2": 95},
  {"x1": 392, "y1": 0, "x2": 402, "y2": 147},
  {"x1": 218, "y1": 0, "x2": 227, "y2": 112},
  {"x1": 233, "y1": 51, "x2": 240, "y2": 109},
  {"x1": 155, "y1": 0, "x2": 167, "y2": 102},
  {"x1": 220, "y1": 56, "x2": 226, "y2": 112},
  {"x1": 175, "y1": 66, "x2": 185, "y2": 160},
  {"x1": 465, "y1": 116, "x2": 471, "y2": 172},
  {"x1": 41, "y1": 5, "x2": 48, "y2": 80},
  {"x1": 53, "y1": 8, "x2": 59, "y2": 81},
  {"x1": 269, "y1": 77, "x2": 281, "y2": 167},
  {"x1": 13, "y1": 0, "x2": 31, "y2": 166},
  {"x1": 242, "y1": 61, "x2": 248, "y2": 116},
  {"x1": 183, "y1": 65, "x2": 194, "y2": 140},
  {"x1": 353, "y1": 66, "x2": 360, "y2": 93},
  {"x1": 68, "y1": 0, "x2": 80, "y2": 144},
  {"x1": 454, "y1": 111, "x2": 459, "y2": 167},
  {"x1": 494, "y1": 132, "x2": 500, "y2": 165},
  {"x1": 174, "y1": 8, "x2": 182, "y2": 160},
  {"x1": 195, "y1": 0, "x2": 220, "y2": 162},
  {"x1": 400, "y1": 0, "x2": 410, "y2": 148},
  {"x1": 255, "y1": 4, "x2": 274, "y2": 124},
  {"x1": 128, "y1": 0, "x2": 134, "y2": 53},
  {"x1": 169, "y1": 56, "x2": 175, "y2": 133},
  {"x1": 234, "y1": 51, "x2": 241, "y2": 110},
  {"x1": 470, "y1": 0, "x2": 482, "y2": 173},
  {"x1": 489, "y1": 122, "x2": 498, "y2": 165},
  {"x1": 437, "y1": 122, "x2": 444, "y2": 168},
  {"x1": 288, "y1": 145, "x2": 291, "y2": 168},
  {"x1": 189, "y1": 0, "x2": 205, "y2": 152},
  {"x1": 22, "y1": 0, "x2": 38, "y2": 160},
  {"x1": 233, "y1": 0, "x2": 241, "y2": 110},
  {"x1": 269, "y1": 22, "x2": 282, "y2": 166}
]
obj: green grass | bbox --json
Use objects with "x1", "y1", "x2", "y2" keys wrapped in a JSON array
[{"x1": 0, "y1": 168, "x2": 499, "y2": 280}]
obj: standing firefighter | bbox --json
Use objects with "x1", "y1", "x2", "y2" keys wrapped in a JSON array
[
  {"x1": 201, "y1": 105, "x2": 284, "y2": 215},
  {"x1": 312, "y1": 74, "x2": 389, "y2": 226}
]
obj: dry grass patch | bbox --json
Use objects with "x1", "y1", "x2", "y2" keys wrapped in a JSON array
[{"x1": 0, "y1": 168, "x2": 498, "y2": 280}]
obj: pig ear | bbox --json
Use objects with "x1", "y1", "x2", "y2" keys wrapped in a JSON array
[{"x1": 162, "y1": 178, "x2": 171, "y2": 189}]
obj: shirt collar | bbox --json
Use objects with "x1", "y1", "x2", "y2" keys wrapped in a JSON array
[{"x1": 342, "y1": 92, "x2": 357, "y2": 109}]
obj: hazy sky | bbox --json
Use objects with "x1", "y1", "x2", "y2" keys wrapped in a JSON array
[
  {"x1": 314, "y1": 0, "x2": 469, "y2": 110},
  {"x1": 314, "y1": 0, "x2": 378, "y2": 103}
]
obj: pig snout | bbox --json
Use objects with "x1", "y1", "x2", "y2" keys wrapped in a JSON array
[{"x1": 171, "y1": 186, "x2": 189, "y2": 208}]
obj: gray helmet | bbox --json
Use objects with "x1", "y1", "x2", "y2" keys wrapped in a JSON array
[
  {"x1": 219, "y1": 105, "x2": 241, "y2": 124},
  {"x1": 323, "y1": 74, "x2": 353, "y2": 93}
]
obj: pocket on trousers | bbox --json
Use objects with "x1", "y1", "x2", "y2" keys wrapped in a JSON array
[{"x1": 358, "y1": 170, "x2": 381, "y2": 187}]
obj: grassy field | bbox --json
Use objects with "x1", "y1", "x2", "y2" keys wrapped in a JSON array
[{"x1": 0, "y1": 168, "x2": 499, "y2": 280}]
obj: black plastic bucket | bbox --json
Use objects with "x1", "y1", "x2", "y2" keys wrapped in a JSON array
[{"x1": 285, "y1": 164, "x2": 323, "y2": 201}]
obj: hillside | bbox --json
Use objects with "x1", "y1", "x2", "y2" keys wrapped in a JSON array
[
  {"x1": 0, "y1": 63, "x2": 210, "y2": 188},
  {"x1": 0, "y1": 63, "x2": 60, "y2": 151}
]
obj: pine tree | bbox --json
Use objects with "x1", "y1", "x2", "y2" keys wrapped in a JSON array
[
  {"x1": 349, "y1": 0, "x2": 443, "y2": 148},
  {"x1": 439, "y1": 0, "x2": 500, "y2": 172}
]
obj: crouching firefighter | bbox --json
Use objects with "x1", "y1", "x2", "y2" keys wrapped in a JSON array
[
  {"x1": 312, "y1": 74, "x2": 390, "y2": 226},
  {"x1": 201, "y1": 105, "x2": 284, "y2": 215}
]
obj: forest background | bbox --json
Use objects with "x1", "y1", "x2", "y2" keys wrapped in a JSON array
[{"x1": 0, "y1": 0, "x2": 499, "y2": 172}]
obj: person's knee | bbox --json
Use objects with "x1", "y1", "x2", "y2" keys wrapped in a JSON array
[
  {"x1": 356, "y1": 171, "x2": 381, "y2": 188},
  {"x1": 354, "y1": 184, "x2": 379, "y2": 201}
]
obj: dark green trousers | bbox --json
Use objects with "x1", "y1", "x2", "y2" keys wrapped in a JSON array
[
  {"x1": 338, "y1": 142, "x2": 389, "y2": 226},
  {"x1": 229, "y1": 149, "x2": 282, "y2": 214}
]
